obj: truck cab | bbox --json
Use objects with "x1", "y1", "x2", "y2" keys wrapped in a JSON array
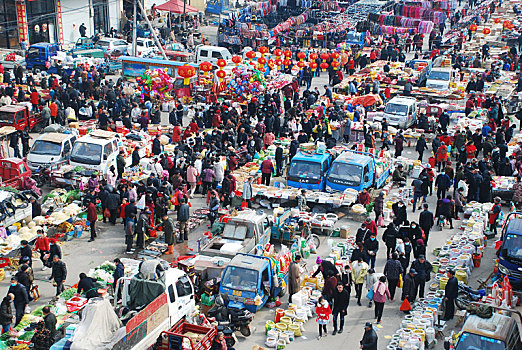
[
  {"x1": 0, "y1": 103, "x2": 42, "y2": 131},
  {"x1": 200, "y1": 210, "x2": 270, "y2": 258},
  {"x1": 26, "y1": 132, "x2": 77, "y2": 171},
  {"x1": 70, "y1": 37, "x2": 95, "y2": 52},
  {"x1": 195, "y1": 45, "x2": 232, "y2": 66},
  {"x1": 325, "y1": 150, "x2": 391, "y2": 192},
  {"x1": 25, "y1": 42, "x2": 60, "y2": 71},
  {"x1": 345, "y1": 31, "x2": 366, "y2": 48},
  {"x1": 373, "y1": 96, "x2": 418, "y2": 129},
  {"x1": 219, "y1": 253, "x2": 288, "y2": 313},
  {"x1": 426, "y1": 67, "x2": 456, "y2": 91},
  {"x1": 286, "y1": 151, "x2": 332, "y2": 191},
  {"x1": 451, "y1": 313, "x2": 521, "y2": 350},
  {"x1": 0, "y1": 158, "x2": 31, "y2": 190},
  {"x1": 69, "y1": 130, "x2": 120, "y2": 175},
  {"x1": 498, "y1": 212, "x2": 522, "y2": 289}
]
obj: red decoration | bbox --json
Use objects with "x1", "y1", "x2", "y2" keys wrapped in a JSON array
[
  {"x1": 199, "y1": 61, "x2": 213, "y2": 72},
  {"x1": 258, "y1": 57, "x2": 267, "y2": 65},
  {"x1": 482, "y1": 28, "x2": 491, "y2": 35},
  {"x1": 297, "y1": 61, "x2": 305, "y2": 69},
  {"x1": 330, "y1": 52, "x2": 340, "y2": 60},
  {"x1": 320, "y1": 53, "x2": 330, "y2": 62},
  {"x1": 331, "y1": 61, "x2": 340, "y2": 70},
  {"x1": 258, "y1": 46, "x2": 269, "y2": 56},
  {"x1": 178, "y1": 65, "x2": 196, "y2": 85},
  {"x1": 320, "y1": 62, "x2": 329, "y2": 71},
  {"x1": 232, "y1": 56, "x2": 242, "y2": 65},
  {"x1": 309, "y1": 53, "x2": 318, "y2": 61},
  {"x1": 469, "y1": 24, "x2": 478, "y2": 32},
  {"x1": 297, "y1": 52, "x2": 306, "y2": 60},
  {"x1": 275, "y1": 58, "x2": 283, "y2": 67},
  {"x1": 274, "y1": 49, "x2": 283, "y2": 57},
  {"x1": 283, "y1": 59, "x2": 292, "y2": 67},
  {"x1": 216, "y1": 59, "x2": 227, "y2": 68},
  {"x1": 284, "y1": 50, "x2": 292, "y2": 58},
  {"x1": 309, "y1": 62, "x2": 318, "y2": 69},
  {"x1": 494, "y1": 18, "x2": 501, "y2": 24},
  {"x1": 216, "y1": 70, "x2": 226, "y2": 81},
  {"x1": 246, "y1": 51, "x2": 256, "y2": 61}
]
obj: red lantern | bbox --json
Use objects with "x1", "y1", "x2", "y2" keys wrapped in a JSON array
[
  {"x1": 320, "y1": 53, "x2": 330, "y2": 62},
  {"x1": 469, "y1": 24, "x2": 478, "y2": 32},
  {"x1": 216, "y1": 69, "x2": 226, "y2": 82},
  {"x1": 494, "y1": 18, "x2": 501, "y2": 24},
  {"x1": 284, "y1": 50, "x2": 292, "y2": 58},
  {"x1": 258, "y1": 57, "x2": 267, "y2": 65},
  {"x1": 259, "y1": 46, "x2": 269, "y2": 56},
  {"x1": 297, "y1": 52, "x2": 306, "y2": 61},
  {"x1": 216, "y1": 59, "x2": 227, "y2": 68},
  {"x1": 297, "y1": 61, "x2": 305, "y2": 69},
  {"x1": 199, "y1": 61, "x2": 213, "y2": 73},
  {"x1": 274, "y1": 49, "x2": 283, "y2": 57},
  {"x1": 330, "y1": 52, "x2": 340, "y2": 60},
  {"x1": 283, "y1": 59, "x2": 292, "y2": 68},
  {"x1": 483, "y1": 28, "x2": 491, "y2": 35},
  {"x1": 309, "y1": 62, "x2": 318, "y2": 70},
  {"x1": 275, "y1": 58, "x2": 283, "y2": 68},
  {"x1": 178, "y1": 65, "x2": 196, "y2": 85},
  {"x1": 503, "y1": 20, "x2": 511, "y2": 28},
  {"x1": 320, "y1": 62, "x2": 329, "y2": 71},
  {"x1": 232, "y1": 56, "x2": 242, "y2": 65},
  {"x1": 246, "y1": 51, "x2": 256, "y2": 61},
  {"x1": 251, "y1": 96, "x2": 258, "y2": 103},
  {"x1": 309, "y1": 53, "x2": 318, "y2": 61},
  {"x1": 508, "y1": 23, "x2": 515, "y2": 30},
  {"x1": 331, "y1": 61, "x2": 340, "y2": 70}
]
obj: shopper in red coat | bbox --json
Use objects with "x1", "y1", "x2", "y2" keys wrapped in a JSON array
[
  {"x1": 87, "y1": 201, "x2": 97, "y2": 242},
  {"x1": 34, "y1": 230, "x2": 50, "y2": 270},
  {"x1": 315, "y1": 296, "x2": 332, "y2": 339},
  {"x1": 30, "y1": 89, "x2": 39, "y2": 112}
]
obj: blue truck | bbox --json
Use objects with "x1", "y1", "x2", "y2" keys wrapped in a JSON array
[
  {"x1": 498, "y1": 212, "x2": 522, "y2": 290},
  {"x1": 219, "y1": 253, "x2": 289, "y2": 313},
  {"x1": 405, "y1": 59, "x2": 432, "y2": 87},
  {"x1": 25, "y1": 42, "x2": 60, "y2": 72},
  {"x1": 286, "y1": 151, "x2": 332, "y2": 191},
  {"x1": 344, "y1": 31, "x2": 367, "y2": 48},
  {"x1": 325, "y1": 150, "x2": 391, "y2": 193}
]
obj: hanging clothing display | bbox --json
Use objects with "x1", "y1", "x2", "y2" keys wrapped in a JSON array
[
  {"x1": 367, "y1": 13, "x2": 434, "y2": 33},
  {"x1": 393, "y1": 4, "x2": 447, "y2": 24}
]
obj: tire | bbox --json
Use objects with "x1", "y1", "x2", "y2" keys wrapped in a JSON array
[
  {"x1": 278, "y1": 283, "x2": 287, "y2": 298},
  {"x1": 307, "y1": 234, "x2": 320, "y2": 249},
  {"x1": 455, "y1": 295, "x2": 471, "y2": 310},
  {"x1": 240, "y1": 325, "x2": 251, "y2": 337}
]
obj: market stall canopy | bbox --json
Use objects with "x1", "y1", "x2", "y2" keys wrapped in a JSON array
[{"x1": 156, "y1": 0, "x2": 200, "y2": 13}]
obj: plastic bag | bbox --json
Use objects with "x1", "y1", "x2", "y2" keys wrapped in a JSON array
[
  {"x1": 366, "y1": 289, "x2": 374, "y2": 300},
  {"x1": 104, "y1": 208, "x2": 111, "y2": 218},
  {"x1": 397, "y1": 274, "x2": 403, "y2": 288},
  {"x1": 400, "y1": 298, "x2": 411, "y2": 311}
]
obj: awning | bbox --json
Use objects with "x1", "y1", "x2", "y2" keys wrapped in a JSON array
[{"x1": 156, "y1": 0, "x2": 199, "y2": 14}]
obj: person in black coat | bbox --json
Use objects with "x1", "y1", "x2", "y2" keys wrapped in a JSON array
[
  {"x1": 363, "y1": 233, "x2": 379, "y2": 269},
  {"x1": 49, "y1": 256, "x2": 67, "y2": 296},
  {"x1": 8, "y1": 277, "x2": 29, "y2": 326},
  {"x1": 42, "y1": 306, "x2": 57, "y2": 340},
  {"x1": 77, "y1": 273, "x2": 100, "y2": 299},
  {"x1": 351, "y1": 242, "x2": 367, "y2": 263},
  {"x1": 131, "y1": 147, "x2": 140, "y2": 167},
  {"x1": 361, "y1": 322, "x2": 378, "y2": 350},
  {"x1": 382, "y1": 223, "x2": 397, "y2": 258},
  {"x1": 19, "y1": 240, "x2": 32, "y2": 267},
  {"x1": 392, "y1": 201, "x2": 407, "y2": 226},
  {"x1": 332, "y1": 284, "x2": 349, "y2": 334},
  {"x1": 418, "y1": 203, "x2": 434, "y2": 243},
  {"x1": 312, "y1": 258, "x2": 338, "y2": 280},
  {"x1": 15, "y1": 265, "x2": 32, "y2": 298},
  {"x1": 443, "y1": 269, "x2": 459, "y2": 320},
  {"x1": 152, "y1": 134, "x2": 162, "y2": 156},
  {"x1": 416, "y1": 135, "x2": 428, "y2": 161},
  {"x1": 0, "y1": 295, "x2": 13, "y2": 333},
  {"x1": 402, "y1": 268, "x2": 417, "y2": 304}
]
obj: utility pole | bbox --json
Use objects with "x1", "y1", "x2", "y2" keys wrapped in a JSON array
[
  {"x1": 132, "y1": 0, "x2": 137, "y2": 56},
  {"x1": 136, "y1": 0, "x2": 168, "y2": 60},
  {"x1": 183, "y1": 0, "x2": 187, "y2": 31}
]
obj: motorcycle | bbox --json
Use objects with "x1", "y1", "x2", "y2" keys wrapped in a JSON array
[
  {"x1": 207, "y1": 294, "x2": 254, "y2": 337},
  {"x1": 35, "y1": 165, "x2": 51, "y2": 188},
  {"x1": 455, "y1": 281, "x2": 486, "y2": 310}
]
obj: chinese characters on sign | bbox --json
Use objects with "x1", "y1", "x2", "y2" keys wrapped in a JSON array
[{"x1": 16, "y1": 2, "x2": 28, "y2": 42}]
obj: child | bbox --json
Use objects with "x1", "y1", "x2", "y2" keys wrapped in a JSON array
[
  {"x1": 120, "y1": 198, "x2": 129, "y2": 225},
  {"x1": 365, "y1": 268, "x2": 383, "y2": 307},
  {"x1": 315, "y1": 296, "x2": 331, "y2": 339}
]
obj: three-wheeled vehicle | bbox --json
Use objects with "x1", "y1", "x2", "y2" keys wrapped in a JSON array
[
  {"x1": 0, "y1": 158, "x2": 32, "y2": 189},
  {"x1": 0, "y1": 104, "x2": 42, "y2": 131},
  {"x1": 155, "y1": 319, "x2": 217, "y2": 350},
  {"x1": 219, "y1": 253, "x2": 289, "y2": 313}
]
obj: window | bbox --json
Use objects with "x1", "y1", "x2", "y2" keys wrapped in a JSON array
[
  {"x1": 63, "y1": 141, "x2": 71, "y2": 155},
  {"x1": 327, "y1": 163, "x2": 362, "y2": 186},
  {"x1": 168, "y1": 284, "x2": 176, "y2": 302},
  {"x1": 175, "y1": 275, "x2": 192, "y2": 297},
  {"x1": 70, "y1": 142, "x2": 102, "y2": 165},
  {"x1": 70, "y1": 136, "x2": 77, "y2": 144},
  {"x1": 200, "y1": 50, "x2": 209, "y2": 57},
  {"x1": 363, "y1": 165, "x2": 369, "y2": 181},
  {"x1": 18, "y1": 163, "x2": 27, "y2": 174},
  {"x1": 322, "y1": 160, "x2": 329, "y2": 173},
  {"x1": 211, "y1": 51, "x2": 222, "y2": 59},
  {"x1": 30, "y1": 140, "x2": 61, "y2": 155},
  {"x1": 104, "y1": 142, "x2": 113, "y2": 159}
]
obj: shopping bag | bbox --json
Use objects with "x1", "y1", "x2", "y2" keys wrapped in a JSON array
[
  {"x1": 377, "y1": 216, "x2": 384, "y2": 227},
  {"x1": 366, "y1": 289, "x2": 374, "y2": 301},
  {"x1": 136, "y1": 195, "x2": 146, "y2": 210},
  {"x1": 400, "y1": 298, "x2": 411, "y2": 312},
  {"x1": 241, "y1": 200, "x2": 249, "y2": 209},
  {"x1": 398, "y1": 274, "x2": 403, "y2": 288},
  {"x1": 104, "y1": 208, "x2": 111, "y2": 218}
]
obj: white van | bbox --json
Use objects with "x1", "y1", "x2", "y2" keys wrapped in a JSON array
[
  {"x1": 69, "y1": 130, "x2": 120, "y2": 175},
  {"x1": 26, "y1": 132, "x2": 77, "y2": 171},
  {"x1": 195, "y1": 45, "x2": 232, "y2": 66},
  {"x1": 373, "y1": 96, "x2": 419, "y2": 129},
  {"x1": 426, "y1": 67, "x2": 456, "y2": 91}
]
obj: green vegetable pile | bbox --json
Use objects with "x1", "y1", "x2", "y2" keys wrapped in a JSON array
[
  {"x1": 0, "y1": 333, "x2": 9, "y2": 341},
  {"x1": 31, "y1": 305, "x2": 52, "y2": 317},
  {"x1": 73, "y1": 166, "x2": 85, "y2": 172},
  {"x1": 65, "y1": 190, "x2": 81, "y2": 203},
  {"x1": 18, "y1": 331, "x2": 34, "y2": 341},
  {"x1": 59, "y1": 288, "x2": 76, "y2": 301},
  {"x1": 14, "y1": 319, "x2": 30, "y2": 331},
  {"x1": 98, "y1": 263, "x2": 115, "y2": 273},
  {"x1": 0, "y1": 187, "x2": 19, "y2": 194}
]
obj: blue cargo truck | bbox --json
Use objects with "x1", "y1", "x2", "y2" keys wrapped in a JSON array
[
  {"x1": 498, "y1": 212, "x2": 522, "y2": 290},
  {"x1": 286, "y1": 151, "x2": 332, "y2": 191}
]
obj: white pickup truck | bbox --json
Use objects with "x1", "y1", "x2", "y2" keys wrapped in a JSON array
[
  {"x1": 64, "y1": 259, "x2": 195, "y2": 350},
  {"x1": 426, "y1": 67, "x2": 457, "y2": 91}
]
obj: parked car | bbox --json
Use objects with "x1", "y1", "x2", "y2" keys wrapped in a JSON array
[{"x1": 95, "y1": 38, "x2": 130, "y2": 55}]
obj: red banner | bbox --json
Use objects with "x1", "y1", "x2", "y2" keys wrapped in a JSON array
[
  {"x1": 56, "y1": 0, "x2": 64, "y2": 44},
  {"x1": 16, "y1": 2, "x2": 28, "y2": 43}
]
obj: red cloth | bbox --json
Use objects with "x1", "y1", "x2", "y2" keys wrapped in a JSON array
[
  {"x1": 261, "y1": 159, "x2": 274, "y2": 174},
  {"x1": 384, "y1": 87, "x2": 391, "y2": 99},
  {"x1": 87, "y1": 203, "x2": 97, "y2": 223},
  {"x1": 120, "y1": 203, "x2": 128, "y2": 219},
  {"x1": 315, "y1": 303, "x2": 332, "y2": 322},
  {"x1": 436, "y1": 145, "x2": 448, "y2": 162},
  {"x1": 172, "y1": 125, "x2": 181, "y2": 142},
  {"x1": 30, "y1": 91, "x2": 39, "y2": 105},
  {"x1": 466, "y1": 144, "x2": 477, "y2": 158},
  {"x1": 34, "y1": 236, "x2": 50, "y2": 252}
]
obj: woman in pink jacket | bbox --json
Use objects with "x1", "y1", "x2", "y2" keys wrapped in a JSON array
[
  {"x1": 315, "y1": 296, "x2": 331, "y2": 339},
  {"x1": 373, "y1": 275, "x2": 391, "y2": 324}
]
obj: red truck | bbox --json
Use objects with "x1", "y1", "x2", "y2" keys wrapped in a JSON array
[
  {"x1": 0, "y1": 158, "x2": 32, "y2": 189},
  {"x1": 155, "y1": 319, "x2": 217, "y2": 350},
  {"x1": 0, "y1": 104, "x2": 42, "y2": 131}
]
